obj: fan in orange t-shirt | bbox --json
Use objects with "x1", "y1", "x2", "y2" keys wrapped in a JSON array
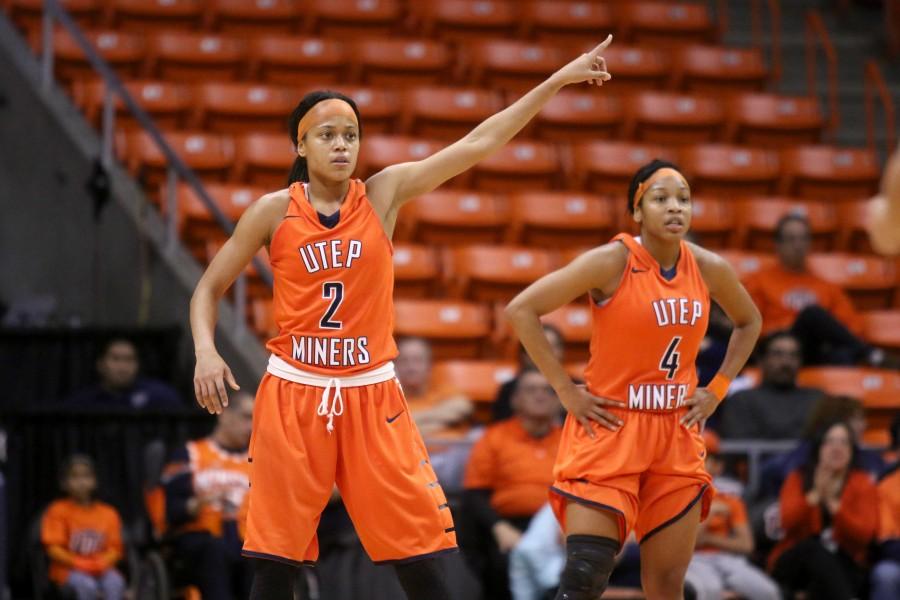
[
  {"x1": 743, "y1": 214, "x2": 879, "y2": 366},
  {"x1": 41, "y1": 455, "x2": 126, "y2": 600},
  {"x1": 462, "y1": 369, "x2": 563, "y2": 600}
]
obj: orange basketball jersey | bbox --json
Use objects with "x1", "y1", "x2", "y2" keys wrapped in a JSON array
[
  {"x1": 585, "y1": 234, "x2": 710, "y2": 411},
  {"x1": 186, "y1": 438, "x2": 251, "y2": 537},
  {"x1": 267, "y1": 179, "x2": 397, "y2": 376}
]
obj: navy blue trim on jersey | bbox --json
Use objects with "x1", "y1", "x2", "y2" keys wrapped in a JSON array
[
  {"x1": 640, "y1": 484, "x2": 707, "y2": 544},
  {"x1": 371, "y1": 546, "x2": 459, "y2": 566}
]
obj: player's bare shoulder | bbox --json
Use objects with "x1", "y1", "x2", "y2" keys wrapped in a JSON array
[
  {"x1": 577, "y1": 240, "x2": 630, "y2": 297},
  {"x1": 686, "y1": 241, "x2": 738, "y2": 291}
]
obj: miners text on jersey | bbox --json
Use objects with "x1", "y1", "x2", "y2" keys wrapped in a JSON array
[{"x1": 291, "y1": 335, "x2": 370, "y2": 368}]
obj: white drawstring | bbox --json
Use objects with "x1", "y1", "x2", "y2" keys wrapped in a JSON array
[{"x1": 317, "y1": 378, "x2": 344, "y2": 433}]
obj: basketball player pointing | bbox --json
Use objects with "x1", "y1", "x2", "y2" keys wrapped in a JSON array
[
  {"x1": 190, "y1": 38, "x2": 614, "y2": 600},
  {"x1": 506, "y1": 161, "x2": 762, "y2": 599}
]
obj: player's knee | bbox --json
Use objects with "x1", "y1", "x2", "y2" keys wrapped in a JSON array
[
  {"x1": 554, "y1": 535, "x2": 618, "y2": 600},
  {"x1": 642, "y1": 565, "x2": 689, "y2": 598}
]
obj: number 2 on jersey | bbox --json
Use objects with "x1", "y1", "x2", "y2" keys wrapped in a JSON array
[
  {"x1": 659, "y1": 336, "x2": 681, "y2": 380},
  {"x1": 319, "y1": 282, "x2": 344, "y2": 329}
]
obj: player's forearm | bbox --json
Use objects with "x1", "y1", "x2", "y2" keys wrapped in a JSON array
[
  {"x1": 715, "y1": 319, "x2": 761, "y2": 380},
  {"x1": 190, "y1": 283, "x2": 220, "y2": 354},
  {"x1": 505, "y1": 303, "x2": 573, "y2": 394},
  {"x1": 464, "y1": 74, "x2": 566, "y2": 154}
]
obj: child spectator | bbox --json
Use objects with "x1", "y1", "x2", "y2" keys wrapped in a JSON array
[
  {"x1": 41, "y1": 454, "x2": 125, "y2": 600},
  {"x1": 769, "y1": 421, "x2": 878, "y2": 600},
  {"x1": 685, "y1": 431, "x2": 780, "y2": 600}
]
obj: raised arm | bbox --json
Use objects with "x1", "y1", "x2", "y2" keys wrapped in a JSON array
[
  {"x1": 365, "y1": 36, "x2": 613, "y2": 216},
  {"x1": 189, "y1": 192, "x2": 285, "y2": 414}
]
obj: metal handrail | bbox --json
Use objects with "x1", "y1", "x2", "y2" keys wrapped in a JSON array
[
  {"x1": 40, "y1": 0, "x2": 273, "y2": 333},
  {"x1": 804, "y1": 9, "x2": 840, "y2": 135},
  {"x1": 863, "y1": 59, "x2": 897, "y2": 159},
  {"x1": 749, "y1": 0, "x2": 782, "y2": 84}
]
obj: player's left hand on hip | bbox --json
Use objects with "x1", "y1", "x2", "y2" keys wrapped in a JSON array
[
  {"x1": 554, "y1": 34, "x2": 613, "y2": 87},
  {"x1": 680, "y1": 388, "x2": 720, "y2": 429}
]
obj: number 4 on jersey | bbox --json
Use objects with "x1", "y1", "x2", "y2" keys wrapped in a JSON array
[{"x1": 659, "y1": 336, "x2": 682, "y2": 380}]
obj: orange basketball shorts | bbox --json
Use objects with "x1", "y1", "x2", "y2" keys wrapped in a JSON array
[
  {"x1": 242, "y1": 372, "x2": 458, "y2": 565},
  {"x1": 549, "y1": 406, "x2": 713, "y2": 546}
]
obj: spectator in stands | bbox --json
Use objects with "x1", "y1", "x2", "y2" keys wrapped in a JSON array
[
  {"x1": 717, "y1": 331, "x2": 823, "y2": 440},
  {"x1": 492, "y1": 324, "x2": 564, "y2": 422},
  {"x1": 41, "y1": 454, "x2": 125, "y2": 600},
  {"x1": 462, "y1": 369, "x2": 563, "y2": 600},
  {"x1": 162, "y1": 391, "x2": 254, "y2": 599},
  {"x1": 395, "y1": 336, "x2": 473, "y2": 437},
  {"x1": 685, "y1": 431, "x2": 780, "y2": 600},
  {"x1": 743, "y1": 214, "x2": 880, "y2": 366},
  {"x1": 66, "y1": 337, "x2": 183, "y2": 411},
  {"x1": 873, "y1": 438, "x2": 900, "y2": 600},
  {"x1": 884, "y1": 412, "x2": 900, "y2": 466},
  {"x1": 769, "y1": 420, "x2": 878, "y2": 600}
]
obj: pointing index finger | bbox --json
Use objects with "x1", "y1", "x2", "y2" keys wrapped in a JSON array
[{"x1": 590, "y1": 34, "x2": 613, "y2": 56}]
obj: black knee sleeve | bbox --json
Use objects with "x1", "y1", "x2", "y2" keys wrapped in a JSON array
[
  {"x1": 394, "y1": 557, "x2": 451, "y2": 600},
  {"x1": 249, "y1": 558, "x2": 298, "y2": 600},
  {"x1": 554, "y1": 535, "x2": 619, "y2": 600}
]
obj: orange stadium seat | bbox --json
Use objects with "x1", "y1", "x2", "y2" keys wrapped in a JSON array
[
  {"x1": 836, "y1": 199, "x2": 875, "y2": 254},
  {"x1": 619, "y1": 2, "x2": 716, "y2": 47},
  {"x1": 126, "y1": 130, "x2": 235, "y2": 190},
  {"x1": 398, "y1": 190, "x2": 511, "y2": 246},
  {"x1": 678, "y1": 144, "x2": 780, "y2": 198},
  {"x1": 468, "y1": 40, "x2": 567, "y2": 93},
  {"x1": 351, "y1": 39, "x2": 453, "y2": 88},
  {"x1": 797, "y1": 367, "x2": 900, "y2": 427},
  {"x1": 735, "y1": 197, "x2": 838, "y2": 251},
  {"x1": 673, "y1": 45, "x2": 767, "y2": 93},
  {"x1": 393, "y1": 299, "x2": 493, "y2": 359},
  {"x1": 247, "y1": 37, "x2": 346, "y2": 86},
  {"x1": 106, "y1": 0, "x2": 204, "y2": 32},
  {"x1": 780, "y1": 146, "x2": 881, "y2": 200},
  {"x1": 431, "y1": 360, "x2": 518, "y2": 407},
  {"x1": 541, "y1": 305, "x2": 593, "y2": 362},
  {"x1": 44, "y1": 29, "x2": 145, "y2": 83},
  {"x1": 533, "y1": 91, "x2": 625, "y2": 141},
  {"x1": 8, "y1": 0, "x2": 102, "y2": 35},
  {"x1": 570, "y1": 141, "x2": 677, "y2": 196},
  {"x1": 174, "y1": 182, "x2": 263, "y2": 249},
  {"x1": 76, "y1": 79, "x2": 193, "y2": 130},
  {"x1": 207, "y1": 0, "x2": 301, "y2": 35},
  {"x1": 599, "y1": 45, "x2": 670, "y2": 90},
  {"x1": 304, "y1": 0, "x2": 404, "y2": 38},
  {"x1": 716, "y1": 249, "x2": 778, "y2": 281},
  {"x1": 357, "y1": 135, "x2": 447, "y2": 181},
  {"x1": 687, "y1": 196, "x2": 736, "y2": 249},
  {"x1": 624, "y1": 91, "x2": 725, "y2": 144},
  {"x1": 447, "y1": 245, "x2": 556, "y2": 302},
  {"x1": 807, "y1": 253, "x2": 898, "y2": 310},
  {"x1": 305, "y1": 85, "x2": 402, "y2": 135},
  {"x1": 727, "y1": 94, "x2": 824, "y2": 147},
  {"x1": 525, "y1": 1, "x2": 617, "y2": 46},
  {"x1": 470, "y1": 140, "x2": 560, "y2": 191},
  {"x1": 193, "y1": 82, "x2": 295, "y2": 133},
  {"x1": 146, "y1": 31, "x2": 246, "y2": 82},
  {"x1": 401, "y1": 87, "x2": 503, "y2": 140},
  {"x1": 233, "y1": 133, "x2": 296, "y2": 188},
  {"x1": 392, "y1": 244, "x2": 441, "y2": 299},
  {"x1": 415, "y1": 0, "x2": 518, "y2": 42},
  {"x1": 861, "y1": 310, "x2": 900, "y2": 351},
  {"x1": 508, "y1": 192, "x2": 616, "y2": 249}
]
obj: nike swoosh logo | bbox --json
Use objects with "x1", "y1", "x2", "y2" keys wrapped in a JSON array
[
  {"x1": 386, "y1": 411, "x2": 404, "y2": 424},
  {"x1": 631, "y1": 267, "x2": 648, "y2": 273}
]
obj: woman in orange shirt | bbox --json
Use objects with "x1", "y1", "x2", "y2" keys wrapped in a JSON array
[
  {"x1": 506, "y1": 160, "x2": 762, "y2": 599},
  {"x1": 769, "y1": 420, "x2": 878, "y2": 600},
  {"x1": 190, "y1": 38, "x2": 615, "y2": 600}
]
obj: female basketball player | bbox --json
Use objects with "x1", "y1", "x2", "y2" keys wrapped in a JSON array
[
  {"x1": 189, "y1": 38, "x2": 614, "y2": 600},
  {"x1": 506, "y1": 160, "x2": 762, "y2": 600}
]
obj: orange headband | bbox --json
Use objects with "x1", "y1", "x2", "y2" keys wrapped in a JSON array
[
  {"x1": 296, "y1": 98, "x2": 358, "y2": 144},
  {"x1": 633, "y1": 167, "x2": 689, "y2": 211}
]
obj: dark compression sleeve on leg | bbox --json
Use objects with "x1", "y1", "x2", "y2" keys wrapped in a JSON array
[
  {"x1": 394, "y1": 557, "x2": 452, "y2": 600},
  {"x1": 249, "y1": 557, "x2": 297, "y2": 600},
  {"x1": 554, "y1": 535, "x2": 619, "y2": 600}
]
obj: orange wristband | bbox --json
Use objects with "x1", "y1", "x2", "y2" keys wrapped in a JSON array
[{"x1": 707, "y1": 373, "x2": 732, "y2": 401}]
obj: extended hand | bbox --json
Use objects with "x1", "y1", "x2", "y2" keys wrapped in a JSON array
[
  {"x1": 553, "y1": 35, "x2": 613, "y2": 87},
  {"x1": 560, "y1": 384, "x2": 625, "y2": 438},
  {"x1": 680, "y1": 388, "x2": 721, "y2": 428},
  {"x1": 194, "y1": 348, "x2": 240, "y2": 414}
]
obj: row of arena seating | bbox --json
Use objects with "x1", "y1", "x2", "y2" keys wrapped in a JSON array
[
  {"x1": 178, "y1": 185, "x2": 882, "y2": 254},
  {"x1": 36, "y1": 31, "x2": 766, "y2": 94},
  {"x1": 76, "y1": 81, "x2": 825, "y2": 148},
  {"x1": 122, "y1": 131, "x2": 880, "y2": 200},
  {"x1": 7, "y1": 0, "x2": 722, "y2": 47}
]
